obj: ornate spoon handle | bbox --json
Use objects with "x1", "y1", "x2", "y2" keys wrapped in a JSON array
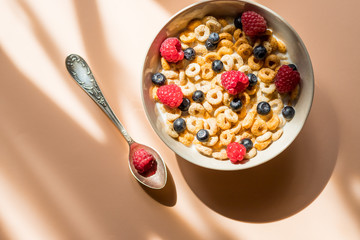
[{"x1": 66, "y1": 54, "x2": 134, "y2": 145}]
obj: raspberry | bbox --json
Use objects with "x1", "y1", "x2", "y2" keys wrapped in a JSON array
[
  {"x1": 226, "y1": 142, "x2": 246, "y2": 164},
  {"x1": 156, "y1": 84, "x2": 183, "y2": 108},
  {"x1": 132, "y1": 148, "x2": 155, "y2": 174},
  {"x1": 160, "y1": 38, "x2": 184, "y2": 63},
  {"x1": 221, "y1": 70, "x2": 249, "y2": 95},
  {"x1": 274, "y1": 65, "x2": 300, "y2": 93},
  {"x1": 241, "y1": 11, "x2": 267, "y2": 37}
]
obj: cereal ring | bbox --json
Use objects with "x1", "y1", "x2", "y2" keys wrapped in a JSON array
[
  {"x1": 214, "y1": 106, "x2": 229, "y2": 117},
  {"x1": 248, "y1": 55, "x2": 264, "y2": 71},
  {"x1": 161, "y1": 57, "x2": 171, "y2": 70},
  {"x1": 269, "y1": 99, "x2": 284, "y2": 115},
  {"x1": 246, "y1": 84, "x2": 258, "y2": 95},
  {"x1": 264, "y1": 29, "x2": 273, "y2": 36},
  {"x1": 232, "y1": 53, "x2": 244, "y2": 70},
  {"x1": 167, "y1": 79, "x2": 180, "y2": 85},
  {"x1": 210, "y1": 74, "x2": 223, "y2": 90},
  {"x1": 181, "y1": 81, "x2": 196, "y2": 97},
  {"x1": 200, "y1": 136, "x2": 219, "y2": 147},
  {"x1": 238, "y1": 105, "x2": 247, "y2": 119},
  {"x1": 264, "y1": 54, "x2": 280, "y2": 70},
  {"x1": 218, "y1": 18, "x2": 228, "y2": 27},
  {"x1": 229, "y1": 121, "x2": 242, "y2": 134},
  {"x1": 194, "y1": 24, "x2": 210, "y2": 42},
  {"x1": 203, "y1": 118, "x2": 218, "y2": 135},
  {"x1": 185, "y1": 63, "x2": 201, "y2": 77},
  {"x1": 236, "y1": 43, "x2": 252, "y2": 60},
  {"x1": 187, "y1": 19, "x2": 202, "y2": 31},
  {"x1": 181, "y1": 42, "x2": 189, "y2": 50},
  {"x1": 233, "y1": 37, "x2": 249, "y2": 50},
  {"x1": 201, "y1": 63, "x2": 215, "y2": 80},
  {"x1": 220, "y1": 130, "x2": 235, "y2": 146},
  {"x1": 164, "y1": 106, "x2": 182, "y2": 121},
  {"x1": 195, "y1": 144, "x2": 213, "y2": 156},
  {"x1": 277, "y1": 53, "x2": 288, "y2": 60},
  {"x1": 212, "y1": 149, "x2": 228, "y2": 160},
  {"x1": 242, "y1": 111, "x2": 256, "y2": 129},
  {"x1": 239, "y1": 65, "x2": 252, "y2": 74},
  {"x1": 219, "y1": 32, "x2": 233, "y2": 42},
  {"x1": 203, "y1": 101, "x2": 214, "y2": 114},
  {"x1": 179, "y1": 131, "x2": 194, "y2": 146},
  {"x1": 277, "y1": 39, "x2": 287, "y2": 53},
  {"x1": 272, "y1": 128, "x2": 283, "y2": 141},
  {"x1": 222, "y1": 92, "x2": 233, "y2": 106},
  {"x1": 240, "y1": 92, "x2": 250, "y2": 106},
  {"x1": 269, "y1": 36, "x2": 278, "y2": 52},
  {"x1": 217, "y1": 46, "x2": 234, "y2": 57},
  {"x1": 186, "y1": 117, "x2": 204, "y2": 134},
  {"x1": 258, "y1": 68, "x2": 276, "y2": 83},
  {"x1": 225, "y1": 109, "x2": 238, "y2": 123},
  {"x1": 241, "y1": 131, "x2": 254, "y2": 141},
  {"x1": 192, "y1": 56, "x2": 205, "y2": 66},
  {"x1": 161, "y1": 70, "x2": 179, "y2": 79},
  {"x1": 266, "y1": 113, "x2": 280, "y2": 131},
  {"x1": 204, "y1": 52, "x2": 220, "y2": 63},
  {"x1": 189, "y1": 103, "x2": 206, "y2": 117},
  {"x1": 260, "y1": 82, "x2": 276, "y2": 94},
  {"x1": 165, "y1": 121, "x2": 179, "y2": 138},
  {"x1": 206, "y1": 19, "x2": 222, "y2": 33},
  {"x1": 255, "y1": 139, "x2": 272, "y2": 150},
  {"x1": 216, "y1": 113, "x2": 231, "y2": 130},
  {"x1": 222, "y1": 24, "x2": 236, "y2": 34},
  {"x1": 202, "y1": 16, "x2": 217, "y2": 23},
  {"x1": 256, "y1": 132, "x2": 272, "y2": 142},
  {"x1": 179, "y1": 70, "x2": 186, "y2": 85},
  {"x1": 245, "y1": 148, "x2": 257, "y2": 159},
  {"x1": 233, "y1": 29, "x2": 242, "y2": 41},
  {"x1": 263, "y1": 41, "x2": 272, "y2": 54},
  {"x1": 195, "y1": 81, "x2": 212, "y2": 93},
  {"x1": 206, "y1": 88, "x2": 223, "y2": 105},
  {"x1": 194, "y1": 44, "x2": 208, "y2": 56},
  {"x1": 251, "y1": 119, "x2": 268, "y2": 136},
  {"x1": 278, "y1": 115, "x2": 286, "y2": 128},
  {"x1": 221, "y1": 54, "x2": 234, "y2": 71},
  {"x1": 180, "y1": 30, "x2": 196, "y2": 44},
  {"x1": 151, "y1": 86, "x2": 159, "y2": 101},
  {"x1": 218, "y1": 39, "x2": 234, "y2": 48}
]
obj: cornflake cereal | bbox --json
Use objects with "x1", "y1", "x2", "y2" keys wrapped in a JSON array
[{"x1": 150, "y1": 12, "x2": 300, "y2": 164}]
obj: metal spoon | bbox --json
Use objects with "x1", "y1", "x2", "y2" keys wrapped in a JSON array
[{"x1": 65, "y1": 54, "x2": 167, "y2": 189}]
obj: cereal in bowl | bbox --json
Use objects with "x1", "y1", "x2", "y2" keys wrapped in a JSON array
[{"x1": 150, "y1": 11, "x2": 300, "y2": 164}]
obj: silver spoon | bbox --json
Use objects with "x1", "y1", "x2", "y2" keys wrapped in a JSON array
[{"x1": 65, "y1": 54, "x2": 167, "y2": 189}]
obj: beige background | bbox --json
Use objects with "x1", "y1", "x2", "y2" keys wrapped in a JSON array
[{"x1": 0, "y1": 0, "x2": 359, "y2": 239}]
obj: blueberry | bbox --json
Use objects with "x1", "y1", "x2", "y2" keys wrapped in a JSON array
[
  {"x1": 184, "y1": 48, "x2": 196, "y2": 61},
  {"x1": 192, "y1": 90, "x2": 205, "y2": 103},
  {"x1": 288, "y1": 64, "x2": 298, "y2": 71},
  {"x1": 282, "y1": 106, "x2": 295, "y2": 120},
  {"x1": 253, "y1": 46, "x2": 267, "y2": 60},
  {"x1": 205, "y1": 39, "x2": 217, "y2": 50},
  {"x1": 257, "y1": 101, "x2": 271, "y2": 115},
  {"x1": 173, "y1": 118, "x2": 186, "y2": 133},
  {"x1": 196, "y1": 129, "x2": 209, "y2": 142},
  {"x1": 208, "y1": 32, "x2": 220, "y2": 44},
  {"x1": 178, "y1": 98, "x2": 190, "y2": 111},
  {"x1": 151, "y1": 72, "x2": 166, "y2": 85},
  {"x1": 234, "y1": 14, "x2": 243, "y2": 29},
  {"x1": 240, "y1": 138, "x2": 253, "y2": 152},
  {"x1": 230, "y1": 98, "x2": 243, "y2": 112},
  {"x1": 212, "y1": 60, "x2": 223, "y2": 73},
  {"x1": 247, "y1": 73, "x2": 258, "y2": 88}
]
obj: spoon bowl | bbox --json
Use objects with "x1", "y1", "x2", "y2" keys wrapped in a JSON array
[{"x1": 66, "y1": 54, "x2": 167, "y2": 189}]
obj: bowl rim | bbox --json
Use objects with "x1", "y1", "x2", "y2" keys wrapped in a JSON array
[{"x1": 140, "y1": 0, "x2": 314, "y2": 170}]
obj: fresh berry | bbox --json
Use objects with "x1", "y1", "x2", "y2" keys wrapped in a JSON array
[
  {"x1": 212, "y1": 60, "x2": 224, "y2": 73},
  {"x1": 240, "y1": 138, "x2": 253, "y2": 152},
  {"x1": 208, "y1": 32, "x2": 220, "y2": 44},
  {"x1": 288, "y1": 63, "x2": 297, "y2": 71},
  {"x1": 151, "y1": 72, "x2": 166, "y2": 86},
  {"x1": 221, "y1": 70, "x2": 249, "y2": 95},
  {"x1": 247, "y1": 73, "x2": 258, "y2": 88},
  {"x1": 205, "y1": 39, "x2": 218, "y2": 50},
  {"x1": 178, "y1": 97, "x2": 190, "y2": 111},
  {"x1": 282, "y1": 106, "x2": 295, "y2": 120},
  {"x1": 160, "y1": 37, "x2": 184, "y2": 63},
  {"x1": 234, "y1": 14, "x2": 243, "y2": 29},
  {"x1": 184, "y1": 48, "x2": 196, "y2": 61},
  {"x1": 274, "y1": 65, "x2": 301, "y2": 93},
  {"x1": 226, "y1": 142, "x2": 246, "y2": 163},
  {"x1": 253, "y1": 45, "x2": 267, "y2": 60},
  {"x1": 196, "y1": 129, "x2": 209, "y2": 142},
  {"x1": 156, "y1": 84, "x2": 183, "y2": 108},
  {"x1": 132, "y1": 148, "x2": 155, "y2": 174},
  {"x1": 241, "y1": 11, "x2": 267, "y2": 37},
  {"x1": 257, "y1": 101, "x2": 271, "y2": 115},
  {"x1": 173, "y1": 118, "x2": 186, "y2": 133},
  {"x1": 230, "y1": 98, "x2": 243, "y2": 112},
  {"x1": 192, "y1": 90, "x2": 205, "y2": 103}
]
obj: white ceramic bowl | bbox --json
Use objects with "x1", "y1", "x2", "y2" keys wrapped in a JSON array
[{"x1": 141, "y1": 0, "x2": 314, "y2": 170}]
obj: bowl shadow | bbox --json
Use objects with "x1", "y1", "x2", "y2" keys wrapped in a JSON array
[{"x1": 177, "y1": 86, "x2": 338, "y2": 222}]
